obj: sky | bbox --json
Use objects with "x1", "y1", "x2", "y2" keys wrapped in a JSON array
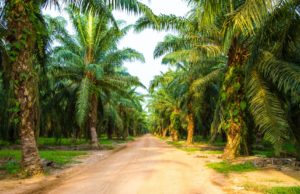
[
  {"x1": 44, "y1": 0, "x2": 190, "y2": 94},
  {"x1": 113, "y1": 0, "x2": 190, "y2": 94}
]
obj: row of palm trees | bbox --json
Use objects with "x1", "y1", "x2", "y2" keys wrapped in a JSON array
[
  {"x1": 0, "y1": 0, "x2": 149, "y2": 176},
  {"x1": 145, "y1": 0, "x2": 300, "y2": 160},
  {"x1": 1, "y1": 0, "x2": 300, "y2": 176}
]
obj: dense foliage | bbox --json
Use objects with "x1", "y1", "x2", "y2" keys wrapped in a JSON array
[
  {"x1": 0, "y1": 0, "x2": 148, "y2": 175},
  {"x1": 142, "y1": 0, "x2": 300, "y2": 159},
  {"x1": 0, "y1": 0, "x2": 300, "y2": 176}
]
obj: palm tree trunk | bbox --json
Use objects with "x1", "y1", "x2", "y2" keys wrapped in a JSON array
[
  {"x1": 222, "y1": 37, "x2": 249, "y2": 160},
  {"x1": 162, "y1": 127, "x2": 168, "y2": 138},
  {"x1": 123, "y1": 127, "x2": 129, "y2": 140},
  {"x1": 171, "y1": 129, "x2": 179, "y2": 141},
  {"x1": 123, "y1": 117, "x2": 129, "y2": 140},
  {"x1": 186, "y1": 113, "x2": 194, "y2": 144},
  {"x1": 133, "y1": 121, "x2": 137, "y2": 137},
  {"x1": 107, "y1": 120, "x2": 113, "y2": 139},
  {"x1": 6, "y1": 1, "x2": 42, "y2": 175},
  {"x1": 88, "y1": 93, "x2": 99, "y2": 148}
]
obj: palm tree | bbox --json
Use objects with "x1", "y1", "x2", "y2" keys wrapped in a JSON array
[
  {"x1": 148, "y1": 71, "x2": 185, "y2": 141},
  {"x1": 2, "y1": 0, "x2": 148, "y2": 175},
  {"x1": 50, "y1": 9, "x2": 144, "y2": 148},
  {"x1": 246, "y1": 1, "x2": 300, "y2": 155},
  {"x1": 143, "y1": 11, "x2": 225, "y2": 143},
  {"x1": 3, "y1": 1, "x2": 50, "y2": 175},
  {"x1": 195, "y1": 0, "x2": 300, "y2": 159},
  {"x1": 101, "y1": 88, "x2": 145, "y2": 139},
  {"x1": 142, "y1": 0, "x2": 300, "y2": 158},
  {"x1": 160, "y1": 33, "x2": 225, "y2": 143}
]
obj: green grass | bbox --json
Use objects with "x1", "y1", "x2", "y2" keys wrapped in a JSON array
[
  {"x1": 166, "y1": 140, "x2": 185, "y2": 148},
  {"x1": 244, "y1": 183, "x2": 267, "y2": 193},
  {"x1": 166, "y1": 141, "x2": 199, "y2": 152},
  {"x1": 207, "y1": 161, "x2": 257, "y2": 174},
  {"x1": 0, "y1": 150, "x2": 87, "y2": 175},
  {"x1": 0, "y1": 160, "x2": 20, "y2": 174},
  {"x1": 193, "y1": 135, "x2": 226, "y2": 147},
  {"x1": 38, "y1": 136, "x2": 135, "y2": 147},
  {"x1": 166, "y1": 140, "x2": 225, "y2": 153},
  {"x1": 181, "y1": 147, "x2": 200, "y2": 152},
  {"x1": 166, "y1": 140, "x2": 224, "y2": 153},
  {"x1": 244, "y1": 183, "x2": 300, "y2": 194},
  {"x1": 38, "y1": 137, "x2": 88, "y2": 146},
  {"x1": 253, "y1": 150, "x2": 275, "y2": 157},
  {"x1": 159, "y1": 136, "x2": 168, "y2": 141},
  {"x1": 266, "y1": 186, "x2": 300, "y2": 194},
  {"x1": 0, "y1": 150, "x2": 21, "y2": 160},
  {"x1": 99, "y1": 136, "x2": 135, "y2": 145},
  {"x1": 203, "y1": 150, "x2": 223, "y2": 154},
  {"x1": 99, "y1": 138, "x2": 114, "y2": 145},
  {"x1": 0, "y1": 140, "x2": 11, "y2": 147},
  {"x1": 127, "y1": 136, "x2": 135, "y2": 141},
  {"x1": 40, "y1": 151, "x2": 87, "y2": 165}
]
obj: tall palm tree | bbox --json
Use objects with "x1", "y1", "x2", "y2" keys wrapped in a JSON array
[
  {"x1": 50, "y1": 9, "x2": 144, "y2": 147},
  {"x1": 2, "y1": 0, "x2": 148, "y2": 175},
  {"x1": 246, "y1": 1, "x2": 300, "y2": 155},
  {"x1": 3, "y1": 1, "x2": 50, "y2": 175},
  {"x1": 195, "y1": 0, "x2": 300, "y2": 159}
]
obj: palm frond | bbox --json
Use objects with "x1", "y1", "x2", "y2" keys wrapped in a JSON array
[
  {"x1": 135, "y1": 14, "x2": 188, "y2": 32},
  {"x1": 258, "y1": 52, "x2": 300, "y2": 95},
  {"x1": 247, "y1": 70, "x2": 290, "y2": 154},
  {"x1": 76, "y1": 77, "x2": 92, "y2": 127},
  {"x1": 191, "y1": 68, "x2": 224, "y2": 92}
]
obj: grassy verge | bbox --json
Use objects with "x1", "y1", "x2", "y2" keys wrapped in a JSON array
[
  {"x1": 266, "y1": 186, "x2": 300, "y2": 194},
  {"x1": 38, "y1": 137, "x2": 88, "y2": 146},
  {"x1": 166, "y1": 140, "x2": 185, "y2": 148},
  {"x1": 166, "y1": 141, "x2": 199, "y2": 153},
  {"x1": 207, "y1": 161, "x2": 256, "y2": 174},
  {"x1": 202, "y1": 150, "x2": 223, "y2": 154},
  {"x1": 166, "y1": 140, "x2": 224, "y2": 154},
  {"x1": 99, "y1": 136, "x2": 135, "y2": 149},
  {"x1": 0, "y1": 140, "x2": 11, "y2": 147},
  {"x1": 253, "y1": 150, "x2": 275, "y2": 157},
  {"x1": 244, "y1": 183, "x2": 300, "y2": 194},
  {"x1": 0, "y1": 150, "x2": 87, "y2": 175},
  {"x1": 37, "y1": 136, "x2": 135, "y2": 147}
]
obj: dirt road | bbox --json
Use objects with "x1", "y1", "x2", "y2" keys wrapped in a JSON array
[{"x1": 43, "y1": 135, "x2": 224, "y2": 194}]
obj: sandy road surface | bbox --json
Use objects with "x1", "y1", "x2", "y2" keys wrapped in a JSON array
[{"x1": 43, "y1": 135, "x2": 224, "y2": 194}]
